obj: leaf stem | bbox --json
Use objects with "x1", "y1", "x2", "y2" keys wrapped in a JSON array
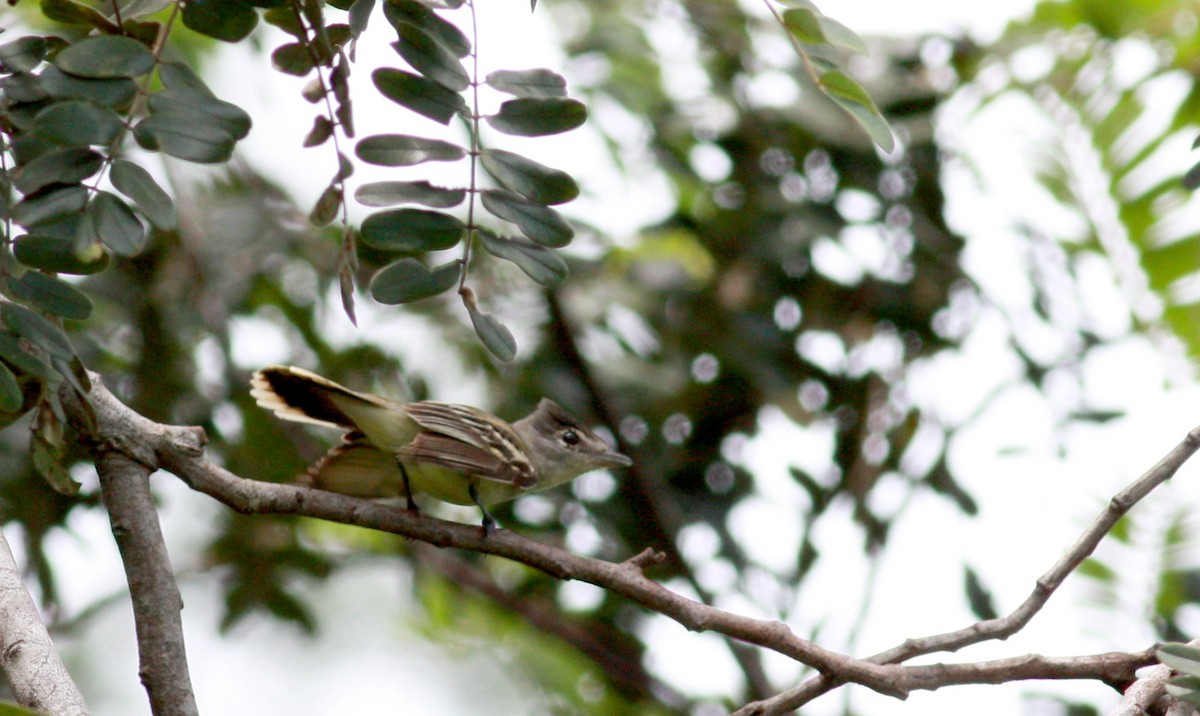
[{"x1": 459, "y1": 0, "x2": 482, "y2": 294}]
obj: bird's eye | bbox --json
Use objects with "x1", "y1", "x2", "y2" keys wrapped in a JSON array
[{"x1": 562, "y1": 429, "x2": 580, "y2": 446}]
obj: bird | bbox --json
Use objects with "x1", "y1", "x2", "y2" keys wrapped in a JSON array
[{"x1": 250, "y1": 365, "x2": 632, "y2": 532}]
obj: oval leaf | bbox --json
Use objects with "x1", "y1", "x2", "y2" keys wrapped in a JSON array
[
  {"x1": 38, "y1": 66, "x2": 138, "y2": 109},
  {"x1": 0, "y1": 331, "x2": 57, "y2": 383},
  {"x1": 89, "y1": 191, "x2": 147, "y2": 256},
  {"x1": 478, "y1": 230, "x2": 568, "y2": 287},
  {"x1": 382, "y1": 0, "x2": 470, "y2": 58},
  {"x1": 485, "y1": 98, "x2": 586, "y2": 137},
  {"x1": 309, "y1": 184, "x2": 342, "y2": 227},
  {"x1": 485, "y1": 69, "x2": 566, "y2": 99},
  {"x1": 13, "y1": 147, "x2": 103, "y2": 195},
  {"x1": 34, "y1": 101, "x2": 124, "y2": 147},
  {"x1": 355, "y1": 134, "x2": 466, "y2": 166},
  {"x1": 392, "y1": 22, "x2": 469, "y2": 91},
  {"x1": 361, "y1": 208, "x2": 464, "y2": 252},
  {"x1": 110, "y1": 160, "x2": 178, "y2": 231},
  {"x1": 373, "y1": 67, "x2": 467, "y2": 125},
  {"x1": 0, "y1": 36, "x2": 48, "y2": 74},
  {"x1": 148, "y1": 88, "x2": 251, "y2": 140},
  {"x1": 481, "y1": 148, "x2": 578, "y2": 205},
  {"x1": 1, "y1": 303, "x2": 74, "y2": 361},
  {"x1": 355, "y1": 181, "x2": 465, "y2": 208},
  {"x1": 133, "y1": 113, "x2": 237, "y2": 163},
  {"x1": 0, "y1": 362, "x2": 22, "y2": 414},
  {"x1": 480, "y1": 189, "x2": 573, "y2": 247},
  {"x1": 11, "y1": 185, "x2": 88, "y2": 229},
  {"x1": 54, "y1": 35, "x2": 154, "y2": 78},
  {"x1": 466, "y1": 304, "x2": 516, "y2": 361},
  {"x1": 369, "y1": 258, "x2": 460, "y2": 304},
  {"x1": 8, "y1": 271, "x2": 93, "y2": 321},
  {"x1": 15, "y1": 235, "x2": 109, "y2": 275},
  {"x1": 819, "y1": 70, "x2": 895, "y2": 153},
  {"x1": 182, "y1": 0, "x2": 259, "y2": 42},
  {"x1": 271, "y1": 42, "x2": 316, "y2": 76}
]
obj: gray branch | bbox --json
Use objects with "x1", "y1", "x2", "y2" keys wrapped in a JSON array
[
  {"x1": 64, "y1": 372, "x2": 1193, "y2": 710},
  {"x1": 0, "y1": 526, "x2": 87, "y2": 715}
]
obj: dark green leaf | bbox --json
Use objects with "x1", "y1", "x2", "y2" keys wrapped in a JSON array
[
  {"x1": 87, "y1": 192, "x2": 146, "y2": 256},
  {"x1": 110, "y1": 159, "x2": 178, "y2": 230},
  {"x1": 33, "y1": 101, "x2": 125, "y2": 146},
  {"x1": 1, "y1": 303, "x2": 74, "y2": 361},
  {"x1": 349, "y1": 0, "x2": 376, "y2": 38},
  {"x1": 0, "y1": 331, "x2": 58, "y2": 383},
  {"x1": 38, "y1": 66, "x2": 138, "y2": 109},
  {"x1": 133, "y1": 113, "x2": 237, "y2": 163},
  {"x1": 182, "y1": 0, "x2": 259, "y2": 42},
  {"x1": 355, "y1": 180, "x2": 465, "y2": 208},
  {"x1": 480, "y1": 189, "x2": 573, "y2": 247},
  {"x1": 361, "y1": 208, "x2": 464, "y2": 252},
  {"x1": 485, "y1": 97, "x2": 586, "y2": 137},
  {"x1": 382, "y1": 0, "x2": 470, "y2": 58},
  {"x1": 478, "y1": 230, "x2": 568, "y2": 287},
  {"x1": 13, "y1": 148, "x2": 103, "y2": 195},
  {"x1": 14, "y1": 235, "x2": 109, "y2": 275},
  {"x1": 372, "y1": 67, "x2": 467, "y2": 125},
  {"x1": 8, "y1": 271, "x2": 93, "y2": 321},
  {"x1": 0, "y1": 73, "x2": 48, "y2": 103},
  {"x1": 481, "y1": 148, "x2": 578, "y2": 205},
  {"x1": 54, "y1": 35, "x2": 154, "y2": 78},
  {"x1": 272, "y1": 42, "x2": 316, "y2": 76},
  {"x1": 148, "y1": 88, "x2": 251, "y2": 140},
  {"x1": 0, "y1": 362, "x2": 22, "y2": 414},
  {"x1": 309, "y1": 185, "x2": 342, "y2": 226},
  {"x1": 369, "y1": 258, "x2": 460, "y2": 304},
  {"x1": 158, "y1": 61, "x2": 214, "y2": 97},
  {"x1": 304, "y1": 115, "x2": 334, "y2": 147},
  {"x1": 485, "y1": 69, "x2": 566, "y2": 99},
  {"x1": 819, "y1": 70, "x2": 895, "y2": 153},
  {"x1": 355, "y1": 134, "x2": 466, "y2": 166},
  {"x1": 0, "y1": 36, "x2": 48, "y2": 73},
  {"x1": 39, "y1": 0, "x2": 120, "y2": 31},
  {"x1": 11, "y1": 185, "x2": 88, "y2": 228},
  {"x1": 466, "y1": 303, "x2": 516, "y2": 361},
  {"x1": 392, "y1": 22, "x2": 469, "y2": 92}
]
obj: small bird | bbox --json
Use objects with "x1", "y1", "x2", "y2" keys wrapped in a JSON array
[{"x1": 250, "y1": 365, "x2": 632, "y2": 532}]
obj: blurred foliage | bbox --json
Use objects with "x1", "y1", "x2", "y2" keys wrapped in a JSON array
[{"x1": 3, "y1": 0, "x2": 1200, "y2": 713}]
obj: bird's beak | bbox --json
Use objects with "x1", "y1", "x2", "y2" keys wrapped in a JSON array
[{"x1": 598, "y1": 449, "x2": 633, "y2": 468}]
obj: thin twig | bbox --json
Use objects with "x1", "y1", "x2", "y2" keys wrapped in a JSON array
[{"x1": 0, "y1": 527, "x2": 88, "y2": 715}]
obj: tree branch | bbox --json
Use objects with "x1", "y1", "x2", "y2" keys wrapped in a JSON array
[
  {"x1": 0, "y1": 526, "x2": 88, "y2": 715},
  {"x1": 737, "y1": 424, "x2": 1200, "y2": 714}
]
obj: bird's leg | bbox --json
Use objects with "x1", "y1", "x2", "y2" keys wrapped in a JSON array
[
  {"x1": 469, "y1": 484, "x2": 496, "y2": 535},
  {"x1": 396, "y1": 461, "x2": 419, "y2": 513}
]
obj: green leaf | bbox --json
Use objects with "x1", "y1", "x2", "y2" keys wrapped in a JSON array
[
  {"x1": 88, "y1": 191, "x2": 147, "y2": 256},
  {"x1": 369, "y1": 258, "x2": 460, "y2": 304},
  {"x1": 14, "y1": 235, "x2": 109, "y2": 275},
  {"x1": 0, "y1": 363, "x2": 22, "y2": 414},
  {"x1": 11, "y1": 185, "x2": 88, "y2": 229},
  {"x1": 133, "y1": 113, "x2": 237, "y2": 163},
  {"x1": 382, "y1": 0, "x2": 470, "y2": 58},
  {"x1": 478, "y1": 230, "x2": 568, "y2": 287},
  {"x1": 485, "y1": 98, "x2": 586, "y2": 137},
  {"x1": 819, "y1": 70, "x2": 895, "y2": 153},
  {"x1": 355, "y1": 134, "x2": 466, "y2": 166},
  {"x1": 8, "y1": 271, "x2": 93, "y2": 321},
  {"x1": 32, "y1": 400, "x2": 79, "y2": 496},
  {"x1": 158, "y1": 61, "x2": 215, "y2": 97},
  {"x1": 148, "y1": 88, "x2": 251, "y2": 140},
  {"x1": 355, "y1": 181, "x2": 465, "y2": 208},
  {"x1": 373, "y1": 67, "x2": 467, "y2": 125},
  {"x1": 480, "y1": 189, "x2": 573, "y2": 247},
  {"x1": 782, "y1": 8, "x2": 825, "y2": 44},
  {"x1": 33, "y1": 101, "x2": 125, "y2": 146},
  {"x1": 0, "y1": 36, "x2": 48, "y2": 73},
  {"x1": 465, "y1": 303, "x2": 516, "y2": 361},
  {"x1": 38, "y1": 67, "x2": 138, "y2": 109},
  {"x1": 309, "y1": 184, "x2": 342, "y2": 226},
  {"x1": 813, "y1": 15, "x2": 867, "y2": 54},
  {"x1": 110, "y1": 159, "x2": 178, "y2": 231},
  {"x1": 349, "y1": 0, "x2": 376, "y2": 38},
  {"x1": 392, "y1": 22, "x2": 469, "y2": 92},
  {"x1": 272, "y1": 42, "x2": 316, "y2": 76},
  {"x1": 39, "y1": 0, "x2": 120, "y2": 31},
  {"x1": 1161, "y1": 643, "x2": 1200, "y2": 677},
  {"x1": 13, "y1": 148, "x2": 103, "y2": 195},
  {"x1": 481, "y1": 148, "x2": 578, "y2": 205},
  {"x1": 54, "y1": 35, "x2": 154, "y2": 78},
  {"x1": 0, "y1": 332, "x2": 58, "y2": 383},
  {"x1": 485, "y1": 69, "x2": 566, "y2": 99},
  {"x1": 361, "y1": 209, "x2": 464, "y2": 252},
  {"x1": 1, "y1": 303, "x2": 74, "y2": 361},
  {"x1": 182, "y1": 0, "x2": 259, "y2": 42}
]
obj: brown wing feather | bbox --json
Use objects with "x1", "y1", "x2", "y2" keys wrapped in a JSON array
[{"x1": 400, "y1": 402, "x2": 537, "y2": 488}]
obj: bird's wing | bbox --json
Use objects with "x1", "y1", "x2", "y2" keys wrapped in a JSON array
[{"x1": 401, "y1": 402, "x2": 537, "y2": 487}]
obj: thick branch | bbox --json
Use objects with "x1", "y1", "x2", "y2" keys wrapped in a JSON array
[
  {"x1": 94, "y1": 449, "x2": 199, "y2": 716},
  {"x1": 738, "y1": 425, "x2": 1200, "y2": 714},
  {"x1": 0, "y1": 527, "x2": 88, "y2": 715}
]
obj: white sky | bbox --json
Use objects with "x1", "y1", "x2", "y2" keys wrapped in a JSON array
[{"x1": 26, "y1": 0, "x2": 1200, "y2": 714}]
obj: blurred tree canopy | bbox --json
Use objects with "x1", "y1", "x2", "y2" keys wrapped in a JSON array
[{"x1": 3, "y1": 0, "x2": 1200, "y2": 714}]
